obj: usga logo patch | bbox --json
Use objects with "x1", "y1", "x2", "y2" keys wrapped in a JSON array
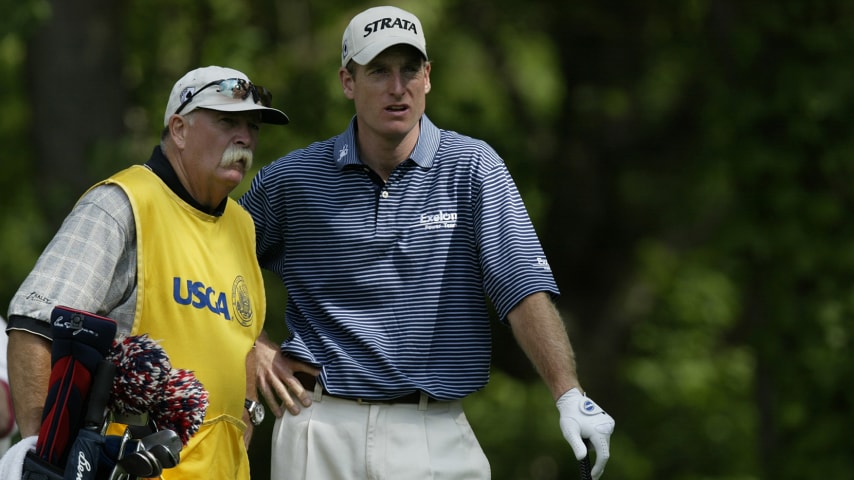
[
  {"x1": 232, "y1": 275, "x2": 254, "y2": 326},
  {"x1": 172, "y1": 275, "x2": 253, "y2": 326}
]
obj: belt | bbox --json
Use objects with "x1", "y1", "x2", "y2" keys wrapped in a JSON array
[{"x1": 295, "y1": 372, "x2": 433, "y2": 405}]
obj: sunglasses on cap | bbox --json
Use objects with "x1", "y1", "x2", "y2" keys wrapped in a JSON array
[{"x1": 174, "y1": 78, "x2": 273, "y2": 115}]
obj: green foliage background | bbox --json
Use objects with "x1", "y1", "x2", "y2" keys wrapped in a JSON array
[{"x1": 3, "y1": 1, "x2": 853, "y2": 479}]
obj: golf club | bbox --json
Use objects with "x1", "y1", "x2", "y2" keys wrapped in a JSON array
[
  {"x1": 579, "y1": 439, "x2": 593, "y2": 480},
  {"x1": 115, "y1": 429, "x2": 182, "y2": 478}
]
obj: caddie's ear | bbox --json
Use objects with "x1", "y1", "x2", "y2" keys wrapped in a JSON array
[{"x1": 168, "y1": 113, "x2": 189, "y2": 149}]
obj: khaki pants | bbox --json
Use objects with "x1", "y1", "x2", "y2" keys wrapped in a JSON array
[{"x1": 271, "y1": 386, "x2": 491, "y2": 479}]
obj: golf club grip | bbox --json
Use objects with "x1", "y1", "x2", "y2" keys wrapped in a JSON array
[
  {"x1": 84, "y1": 359, "x2": 116, "y2": 430},
  {"x1": 580, "y1": 454, "x2": 593, "y2": 480}
]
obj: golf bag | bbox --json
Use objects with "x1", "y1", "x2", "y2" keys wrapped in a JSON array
[{"x1": 21, "y1": 307, "x2": 193, "y2": 480}]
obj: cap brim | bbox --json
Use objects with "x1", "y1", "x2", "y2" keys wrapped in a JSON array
[
  {"x1": 202, "y1": 102, "x2": 290, "y2": 125},
  {"x1": 350, "y1": 38, "x2": 427, "y2": 65}
]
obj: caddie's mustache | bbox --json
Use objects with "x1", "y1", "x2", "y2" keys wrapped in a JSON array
[{"x1": 221, "y1": 145, "x2": 253, "y2": 170}]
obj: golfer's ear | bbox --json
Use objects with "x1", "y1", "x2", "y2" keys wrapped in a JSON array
[{"x1": 340, "y1": 67, "x2": 356, "y2": 100}]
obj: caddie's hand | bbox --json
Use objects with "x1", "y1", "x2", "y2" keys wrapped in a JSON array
[
  {"x1": 253, "y1": 331, "x2": 320, "y2": 417},
  {"x1": 556, "y1": 388, "x2": 615, "y2": 480}
]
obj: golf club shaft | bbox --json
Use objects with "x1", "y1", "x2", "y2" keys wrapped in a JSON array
[{"x1": 84, "y1": 359, "x2": 116, "y2": 431}]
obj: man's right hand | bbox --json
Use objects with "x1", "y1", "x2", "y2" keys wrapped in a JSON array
[{"x1": 252, "y1": 331, "x2": 320, "y2": 416}]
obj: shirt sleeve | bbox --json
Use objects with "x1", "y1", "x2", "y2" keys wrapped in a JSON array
[
  {"x1": 7, "y1": 184, "x2": 138, "y2": 338},
  {"x1": 239, "y1": 165, "x2": 286, "y2": 270},
  {"x1": 475, "y1": 161, "x2": 559, "y2": 322}
]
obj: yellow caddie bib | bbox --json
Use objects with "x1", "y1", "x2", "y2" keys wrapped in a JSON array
[{"x1": 100, "y1": 165, "x2": 264, "y2": 479}]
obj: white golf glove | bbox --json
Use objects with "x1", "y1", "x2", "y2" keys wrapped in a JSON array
[{"x1": 557, "y1": 388, "x2": 615, "y2": 480}]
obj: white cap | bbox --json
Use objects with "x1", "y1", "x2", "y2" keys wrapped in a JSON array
[
  {"x1": 341, "y1": 6, "x2": 427, "y2": 67},
  {"x1": 164, "y1": 66, "x2": 289, "y2": 126}
]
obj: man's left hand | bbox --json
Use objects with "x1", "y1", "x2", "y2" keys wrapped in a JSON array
[{"x1": 557, "y1": 388, "x2": 615, "y2": 480}]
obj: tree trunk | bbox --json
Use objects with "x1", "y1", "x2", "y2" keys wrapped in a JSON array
[{"x1": 26, "y1": 0, "x2": 125, "y2": 228}]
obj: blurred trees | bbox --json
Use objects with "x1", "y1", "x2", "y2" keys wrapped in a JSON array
[{"x1": 2, "y1": 0, "x2": 853, "y2": 479}]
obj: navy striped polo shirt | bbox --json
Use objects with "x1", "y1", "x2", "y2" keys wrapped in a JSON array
[{"x1": 239, "y1": 115, "x2": 559, "y2": 400}]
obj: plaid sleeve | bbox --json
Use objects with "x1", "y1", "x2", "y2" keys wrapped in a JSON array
[{"x1": 7, "y1": 185, "x2": 138, "y2": 337}]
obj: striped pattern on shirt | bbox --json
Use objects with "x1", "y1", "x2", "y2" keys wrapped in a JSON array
[{"x1": 239, "y1": 115, "x2": 559, "y2": 400}]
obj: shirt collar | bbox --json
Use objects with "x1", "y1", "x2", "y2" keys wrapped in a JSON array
[
  {"x1": 145, "y1": 145, "x2": 227, "y2": 216},
  {"x1": 333, "y1": 114, "x2": 440, "y2": 171}
]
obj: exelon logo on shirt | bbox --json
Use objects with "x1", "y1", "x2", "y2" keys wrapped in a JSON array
[{"x1": 419, "y1": 210, "x2": 457, "y2": 230}]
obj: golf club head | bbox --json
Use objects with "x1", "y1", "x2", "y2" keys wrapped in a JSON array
[
  {"x1": 147, "y1": 443, "x2": 179, "y2": 469},
  {"x1": 107, "y1": 427, "x2": 138, "y2": 480},
  {"x1": 117, "y1": 448, "x2": 162, "y2": 478},
  {"x1": 139, "y1": 429, "x2": 182, "y2": 469},
  {"x1": 116, "y1": 428, "x2": 182, "y2": 476}
]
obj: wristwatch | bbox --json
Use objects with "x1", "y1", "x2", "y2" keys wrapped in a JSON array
[{"x1": 244, "y1": 399, "x2": 265, "y2": 426}]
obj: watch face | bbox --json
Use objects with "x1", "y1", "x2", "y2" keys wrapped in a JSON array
[{"x1": 251, "y1": 402, "x2": 265, "y2": 425}]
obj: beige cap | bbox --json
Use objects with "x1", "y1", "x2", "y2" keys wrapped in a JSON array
[{"x1": 164, "y1": 66, "x2": 289, "y2": 126}]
